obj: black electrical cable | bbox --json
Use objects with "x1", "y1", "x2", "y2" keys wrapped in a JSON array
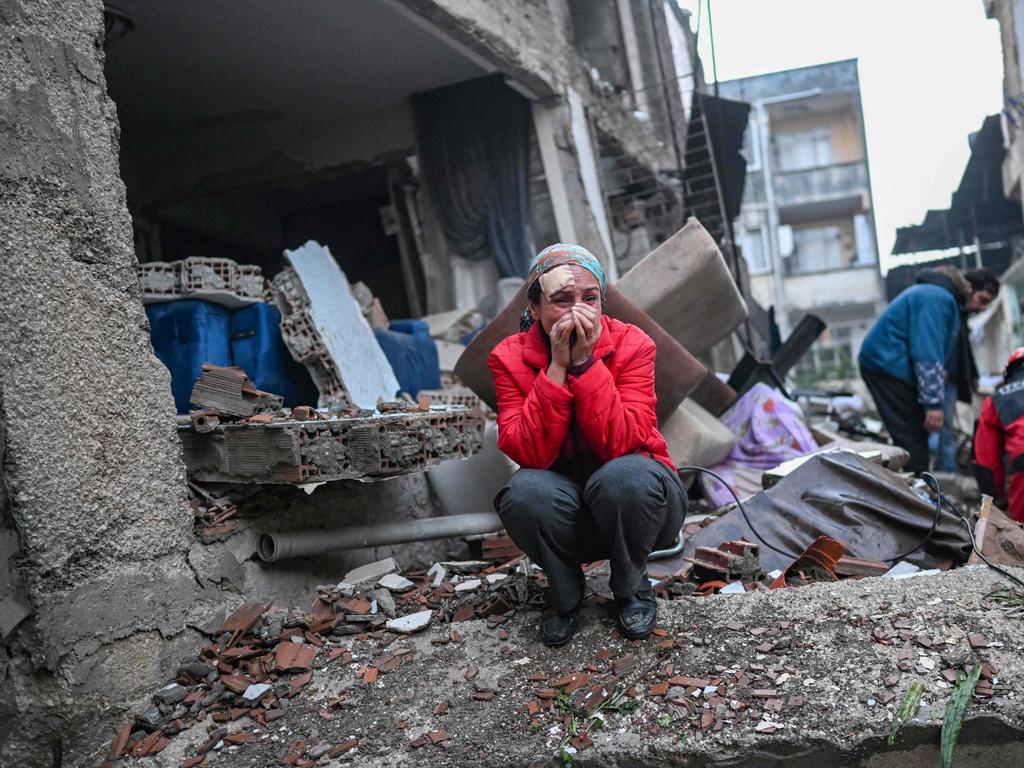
[
  {"x1": 677, "y1": 464, "x2": 942, "y2": 563},
  {"x1": 920, "y1": 472, "x2": 1024, "y2": 593}
]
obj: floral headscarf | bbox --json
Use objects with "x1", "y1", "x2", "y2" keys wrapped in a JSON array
[{"x1": 527, "y1": 243, "x2": 607, "y2": 296}]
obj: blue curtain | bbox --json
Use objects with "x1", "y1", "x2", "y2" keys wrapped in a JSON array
[{"x1": 411, "y1": 75, "x2": 533, "y2": 278}]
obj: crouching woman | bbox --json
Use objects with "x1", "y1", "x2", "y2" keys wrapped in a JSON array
[{"x1": 488, "y1": 244, "x2": 686, "y2": 647}]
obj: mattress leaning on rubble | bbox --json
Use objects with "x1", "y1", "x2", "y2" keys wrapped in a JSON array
[{"x1": 179, "y1": 405, "x2": 485, "y2": 484}]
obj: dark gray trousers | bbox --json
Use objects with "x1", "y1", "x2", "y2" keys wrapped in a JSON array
[
  {"x1": 861, "y1": 366, "x2": 930, "y2": 473},
  {"x1": 495, "y1": 454, "x2": 687, "y2": 614}
]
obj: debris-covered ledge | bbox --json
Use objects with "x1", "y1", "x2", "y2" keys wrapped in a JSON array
[
  {"x1": 179, "y1": 402, "x2": 484, "y2": 485},
  {"x1": 101, "y1": 561, "x2": 1024, "y2": 767}
]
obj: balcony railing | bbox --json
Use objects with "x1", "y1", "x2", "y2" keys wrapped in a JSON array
[{"x1": 774, "y1": 161, "x2": 868, "y2": 207}]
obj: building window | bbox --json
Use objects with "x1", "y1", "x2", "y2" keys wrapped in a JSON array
[
  {"x1": 773, "y1": 127, "x2": 832, "y2": 171},
  {"x1": 739, "y1": 227, "x2": 768, "y2": 273},
  {"x1": 741, "y1": 116, "x2": 762, "y2": 170},
  {"x1": 853, "y1": 213, "x2": 877, "y2": 264},
  {"x1": 793, "y1": 325, "x2": 855, "y2": 386},
  {"x1": 785, "y1": 224, "x2": 844, "y2": 274}
]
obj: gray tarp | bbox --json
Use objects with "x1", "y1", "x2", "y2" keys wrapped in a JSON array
[{"x1": 684, "y1": 451, "x2": 972, "y2": 573}]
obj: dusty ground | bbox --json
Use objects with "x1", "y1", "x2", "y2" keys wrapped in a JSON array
[{"x1": 116, "y1": 566, "x2": 1024, "y2": 768}]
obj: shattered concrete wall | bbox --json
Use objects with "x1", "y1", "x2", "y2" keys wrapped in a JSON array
[{"x1": 0, "y1": 1, "x2": 202, "y2": 764}]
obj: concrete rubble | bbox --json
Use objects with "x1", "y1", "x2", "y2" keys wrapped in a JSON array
[
  {"x1": 180, "y1": 370, "x2": 485, "y2": 485},
  {"x1": 270, "y1": 241, "x2": 401, "y2": 410},
  {"x1": 138, "y1": 257, "x2": 267, "y2": 309}
]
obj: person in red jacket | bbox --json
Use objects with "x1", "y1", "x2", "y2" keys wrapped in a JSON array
[
  {"x1": 489, "y1": 244, "x2": 685, "y2": 646},
  {"x1": 973, "y1": 347, "x2": 1024, "y2": 522}
]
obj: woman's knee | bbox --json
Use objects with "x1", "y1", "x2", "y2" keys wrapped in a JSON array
[
  {"x1": 584, "y1": 455, "x2": 665, "y2": 507},
  {"x1": 495, "y1": 469, "x2": 580, "y2": 527}
]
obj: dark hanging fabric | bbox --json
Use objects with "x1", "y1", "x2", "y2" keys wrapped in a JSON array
[{"x1": 411, "y1": 75, "x2": 533, "y2": 278}]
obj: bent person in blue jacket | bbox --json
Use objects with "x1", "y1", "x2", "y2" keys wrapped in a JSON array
[{"x1": 858, "y1": 266, "x2": 999, "y2": 473}]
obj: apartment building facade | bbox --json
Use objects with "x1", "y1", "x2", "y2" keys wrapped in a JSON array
[{"x1": 718, "y1": 60, "x2": 884, "y2": 386}]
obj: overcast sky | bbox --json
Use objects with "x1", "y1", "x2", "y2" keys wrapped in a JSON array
[{"x1": 676, "y1": 0, "x2": 1005, "y2": 273}]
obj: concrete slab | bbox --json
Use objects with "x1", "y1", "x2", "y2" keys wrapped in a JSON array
[
  {"x1": 279, "y1": 241, "x2": 400, "y2": 409},
  {"x1": 178, "y1": 405, "x2": 485, "y2": 483},
  {"x1": 182, "y1": 566, "x2": 1024, "y2": 768}
]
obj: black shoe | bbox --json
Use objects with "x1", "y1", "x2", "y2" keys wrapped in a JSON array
[
  {"x1": 615, "y1": 592, "x2": 657, "y2": 640},
  {"x1": 541, "y1": 606, "x2": 579, "y2": 647}
]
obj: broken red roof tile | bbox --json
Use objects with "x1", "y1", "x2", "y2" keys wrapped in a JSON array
[
  {"x1": 428, "y1": 729, "x2": 448, "y2": 744},
  {"x1": 649, "y1": 681, "x2": 670, "y2": 697},
  {"x1": 536, "y1": 688, "x2": 557, "y2": 699},
  {"x1": 281, "y1": 739, "x2": 306, "y2": 765},
  {"x1": 109, "y1": 723, "x2": 131, "y2": 758},
  {"x1": 967, "y1": 633, "x2": 989, "y2": 648},
  {"x1": 452, "y1": 605, "x2": 475, "y2": 622},
  {"x1": 342, "y1": 598, "x2": 373, "y2": 615},
  {"x1": 181, "y1": 757, "x2": 206, "y2": 768},
  {"x1": 274, "y1": 642, "x2": 316, "y2": 672},
  {"x1": 288, "y1": 671, "x2": 313, "y2": 697},
  {"x1": 610, "y1": 655, "x2": 636, "y2": 677},
  {"x1": 756, "y1": 642, "x2": 775, "y2": 653},
  {"x1": 326, "y1": 740, "x2": 359, "y2": 758},
  {"x1": 220, "y1": 675, "x2": 254, "y2": 694},
  {"x1": 527, "y1": 671, "x2": 546, "y2": 682},
  {"x1": 363, "y1": 667, "x2": 378, "y2": 685},
  {"x1": 463, "y1": 665, "x2": 479, "y2": 681},
  {"x1": 224, "y1": 733, "x2": 256, "y2": 745},
  {"x1": 700, "y1": 711, "x2": 716, "y2": 731},
  {"x1": 219, "y1": 601, "x2": 273, "y2": 645},
  {"x1": 197, "y1": 728, "x2": 227, "y2": 756},
  {"x1": 473, "y1": 691, "x2": 494, "y2": 701},
  {"x1": 751, "y1": 689, "x2": 778, "y2": 699},
  {"x1": 667, "y1": 675, "x2": 710, "y2": 688},
  {"x1": 434, "y1": 700, "x2": 449, "y2": 716}
]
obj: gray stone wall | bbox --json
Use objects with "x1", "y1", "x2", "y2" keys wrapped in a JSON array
[{"x1": 0, "y1": 1, "x2": 200, "y2": 763}]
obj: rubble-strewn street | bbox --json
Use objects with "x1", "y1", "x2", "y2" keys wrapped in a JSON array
[{"x1": 108, "y1": 567, "x2": 1024, "y2": 767}]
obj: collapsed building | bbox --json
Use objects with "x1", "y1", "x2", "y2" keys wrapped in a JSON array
[
  {"x1": 0, "y1": 1, "x2": 757, "y2": 764},
  {"x1": 5, "y1": 2, "x2": 1024, "y2": 767}
]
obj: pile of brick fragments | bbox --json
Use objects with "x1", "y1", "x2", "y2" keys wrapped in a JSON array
[{"x1": 102, "y1": 552, "x2": 532, "y2": 765}]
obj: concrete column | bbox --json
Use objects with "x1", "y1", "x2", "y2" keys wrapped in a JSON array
[
  {"x1": 532, "y1": 92, "x2": 619, "y2": 280},
  {"x1": 0, "y1": 2, "x2": 200, "y2": 764}
]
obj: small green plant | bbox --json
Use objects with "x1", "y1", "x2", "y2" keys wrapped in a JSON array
[
  {"x1": 941, "y1": 664, "x2": 982, "y2": 768},
  {"x1": 658, "y1": 713, "x2": 673, "y2": 727},
  {"x1": 888, "y1": 682, "x2": 924, "y2": 745}
]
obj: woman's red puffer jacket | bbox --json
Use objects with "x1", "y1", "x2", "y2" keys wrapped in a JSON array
[{"x1": 487, "y1": 315, "x2": 675, "y2": 475}]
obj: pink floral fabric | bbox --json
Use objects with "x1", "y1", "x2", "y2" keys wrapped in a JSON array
[{"x1": 700, "y1": 383, "x2": 818, "y2": 508}]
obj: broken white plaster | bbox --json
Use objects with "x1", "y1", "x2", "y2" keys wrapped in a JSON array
[
  {"x1": 283, "y1": 241, "x2": 400, "y2": 409},
  {"x1": 454, "y1": 579, "x2": 481, "y2": 593},
  {"x1": 242, "y1": 683, "x2": 272, "y2": 703},
  {"x1": 386, "y1": 609, "x2": 433, "y2": 634},
  {"x1": 378, "y1": 573, "x2": 415, "y2": 592},
  {"x1": 343, "y1": 557, "x2": 398, "y2": 589}
]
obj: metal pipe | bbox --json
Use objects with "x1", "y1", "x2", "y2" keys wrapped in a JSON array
[{"x1": 258, "y1": 512, "x2": 503, "y2": 562}]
